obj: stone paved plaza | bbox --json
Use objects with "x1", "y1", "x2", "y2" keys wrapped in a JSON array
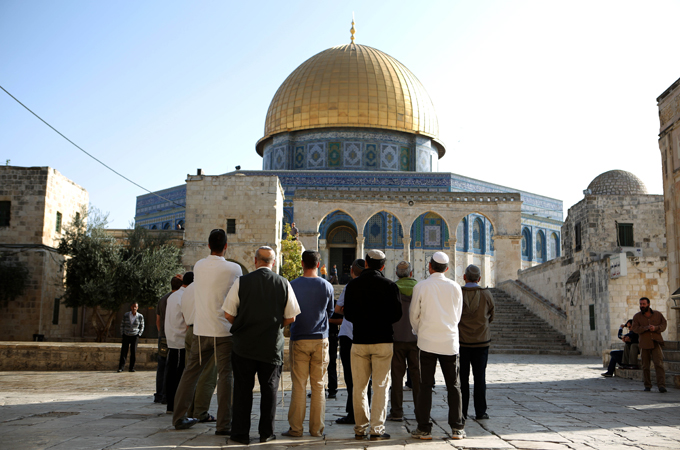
[{"x1": 1, "y1": 354, "x2": 679, "y2": 450}]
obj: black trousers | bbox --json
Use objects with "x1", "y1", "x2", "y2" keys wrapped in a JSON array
[
  {"x1": 607, "y1": 349, "x2": 623, "y2": 374},
  {"x1": 415, "y1": 350, "x2": 464, "y2": 432},
  {"x1": 231, "y1": 351, "x2": 281, "y2": 440},
  {"x1": 165, "y1": 348, "x2": 185, "y2": 413},
  {"x1": 155, "y1": 338, "x2": 168, "y2": 402},
  {"x1": 118, "y1": 335, "x2": 139, "y2": 370},
  {"x1": 328, "y1": 333, "x2": 338, "y2": 395},
  {"x1": 459, "y1": 346, "x2": 489, "y2": 418},
  {"x1": 339, "y1": 336, "x2": 371, "y2": 418}
]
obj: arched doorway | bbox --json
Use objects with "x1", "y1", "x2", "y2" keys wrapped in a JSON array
[{"x1": 326, "y1": 223, "x2": 357, "y2": 283}]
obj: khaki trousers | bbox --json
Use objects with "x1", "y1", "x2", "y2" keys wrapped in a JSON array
[
  {"x1": 622, "y1": 342, "x2": 640, "y2": 366},
  {"x1": 351, "y1": 343, "x2": 393, "y2": 436},
  {"x1": 288, "y1": 338, "x2": 329, "y2": 436},
  {"x1": 184, "y1": 325, "x2": 218, "y2": 421},
  {"x1": 641, "y1": 342, "x2": 665, "y2": 389}
]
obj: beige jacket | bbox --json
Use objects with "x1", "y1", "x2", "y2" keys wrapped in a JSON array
[{"x1": 458, "y1": 286, "x2": 495, "y2": 348}]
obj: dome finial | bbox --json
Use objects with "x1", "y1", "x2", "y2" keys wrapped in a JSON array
[{"x1": 350, "y1": 12, "x2": 356, "y2": 44}]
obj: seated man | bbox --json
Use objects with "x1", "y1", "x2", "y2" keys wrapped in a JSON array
[{"x1": 602, "y1": 319, "x2": 639, "y2": 377}]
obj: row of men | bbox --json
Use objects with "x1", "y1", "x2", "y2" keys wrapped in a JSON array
[{"x1": 149, "y1": 229, "x2": 494, "y2": 444}]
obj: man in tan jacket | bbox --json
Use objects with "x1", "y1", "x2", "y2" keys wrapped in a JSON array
[
  {"x1": 458, "y1": 265, "x2": 494, "y2": 421},
  {"x1": 631, "y1": 297, "x2": 667, "y2": 393}
]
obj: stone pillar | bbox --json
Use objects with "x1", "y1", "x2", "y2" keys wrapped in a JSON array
[
  {"x1": 493, "y1": 235, "x2": 522, "y2": 283},
  {"x1": 356, "y1": 234, "x2": 365, "y2": 259},
  {"x1": 448, "y1": 245, "x2": 457, "y2": 277},
  {"x1": 402, "y1": 236, "x2": 411, "y2": 262},
  {"x1": 318, "y1": 239, "x2": 328, "y2": 268},
  {"x1": 299, "y1": 232, "x2": 320, "y2": 252},
  {"x1": 482, "y1": 254, "x2": 492, "y2": 287}
]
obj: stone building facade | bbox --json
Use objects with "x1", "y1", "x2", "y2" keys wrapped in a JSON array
[
  {"x1": 180, "y1": 173, "x2": 285, "y2": 273},
  {"x1": 499, "y1": 170, "x2": 673, "y2": 356},
  {"x1": 658, "y1": 77, "x2": 680, "y2": 336},
  {"x1": 0, "y1": 166, "x2": 89, "y2": 341}
]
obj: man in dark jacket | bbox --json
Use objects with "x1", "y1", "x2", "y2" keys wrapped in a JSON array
[
  {"x1": 388, "y1": 261, "x2": 419, "y2": 422},
  {"x1": 458, "y1": 264, "x2": 494, "y2": 421},
  {"x1": 344, "y1": 250, "x2": 402, "y2": 441}
]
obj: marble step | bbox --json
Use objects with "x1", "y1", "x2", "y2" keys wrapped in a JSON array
[
  {"x1": 614, "y1": 367, "x2": 680, "y2": 389},
  {"x1": 490, "y1": 348, "x2": 581, "y2": 355}
]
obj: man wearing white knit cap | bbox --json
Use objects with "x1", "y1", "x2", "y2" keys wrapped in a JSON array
[
  {"x1": 409, "y1": 251, "x2": 465, "y2": 440},
  {"x1": 343, "y1": 249, "x2": 402, "y2": 441}
]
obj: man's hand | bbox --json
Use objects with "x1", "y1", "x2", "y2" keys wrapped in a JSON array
[
  {"x1": 224, "y1": 312, "x2": 236, "y2": 324},
  {"x1": 623, "y1": 336, "x2": 630, "y2": 343},
  {"x1": 649, "y1": 325, "x2": 656, "y2": 332}
]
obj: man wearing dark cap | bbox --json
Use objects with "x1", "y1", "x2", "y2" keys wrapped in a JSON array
[
  {"x1": 344, "y1": 250, "x2": 402, "y2": 441},
  {"x1": 388, "y1": 261, "x2": 420, "y2": 422},
  {"x1": 459, "y1": 264, "x2": 494, "y2": 421},
  {"x1": 410, "y1": 251, "x2": 465, "y2": 440}
]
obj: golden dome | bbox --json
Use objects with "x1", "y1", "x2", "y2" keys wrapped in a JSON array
[{"x1": 257, "y1": 43, "x2": 444, "y2": 157}]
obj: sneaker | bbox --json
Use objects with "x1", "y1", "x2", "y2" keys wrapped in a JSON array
[
  {"x1": 369, "y1": 433, "x2": 390, "y2": 440},
  {"x1": 451, "y1": 429, "x2": 466, "y2": 440},
  {"x1": 659, "y1": 387, "x2": 667, "y2": 393},
  {"x1": 386, "y1": 414, "x2": 403, "y2": 422},
  {"x1": 335, "y1": 415, "x2": 355, "y2": 424},
  {"x1": 411, "y1": 429, "x2": 432, "y2": 440},
  {"x1": 601, "y1": 372, "x2": 614, "y2": 377},
  {"x1": 403, "y1": 384, "x2": 412, "y2": 391}
]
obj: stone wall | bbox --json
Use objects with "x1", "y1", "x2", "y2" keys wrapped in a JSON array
[
  {"x1": 182, "y1": 173, "x2": 284, "y2": 272},
  {"x1": 0, "y1": 341, "x2": 158, "y2": 371},
  {"x1": 0, "y1": 166, "x2": 89, "y2": 341}
]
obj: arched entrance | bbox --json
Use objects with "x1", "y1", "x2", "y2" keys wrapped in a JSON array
[{"x1": 327, "y1": 223, "x2": 357, "y2": 283}]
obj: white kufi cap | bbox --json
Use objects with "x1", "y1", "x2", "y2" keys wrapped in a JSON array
[{"x1": 432, "y1": 251, "x2": 449, "y2": 264}]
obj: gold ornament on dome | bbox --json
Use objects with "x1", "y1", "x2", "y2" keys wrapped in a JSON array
[{"x1": 256, "y1": 19, "x2": 444, "y2": 157}]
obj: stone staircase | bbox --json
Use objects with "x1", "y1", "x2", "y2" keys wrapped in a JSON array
[
  {"x1": 613, "y1": 341, "x2": 680, "y2": 388},
  {"x1": 489, "y1": 288, "x2": 580, "y2": 355}
]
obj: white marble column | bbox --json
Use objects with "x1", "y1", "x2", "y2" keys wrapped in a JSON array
[
  {"x1": 402, "y1": 236, "x2": 411, "y2": 262},
  {"x1": 318, "y1": 239, "x2": 328, "y2": 271},
  {"x1": 356, "y1": 234, "x2": 365, "y2": 259}
]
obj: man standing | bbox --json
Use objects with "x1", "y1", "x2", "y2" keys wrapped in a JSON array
[
  {"x1": 181, "y1": 278, "x2": 217, "y2": 423},
  {"x1": 459, "y1": 264, "x2": 494, "y2": 421},
  {"x1": 223, "y1": 246, "x2": 301, "y2": 445},
  {"x1": 154, "y1": 275, "x2": 183, "y2": 403},
  {"x1": 164, "y1": 272, "x2": 192, "y2": 413},
  {"x1": 343, "y1": 250, "x2": 401, "y2": 441},
  {"x1": 388, "y1": 261, "x2": 419, "y2": 422},
  {"x1": 283, "y1": 250, "x2": 334, "y2": 438},
  {"x1": 330, "y1": 264, "x2": 338, "y2": 284},
  {"x1": 172, "y1": 229, "x2": 242, "y2": 433},
  {"x1": 410, "y1": 252, "x2": 465, "y2": 440},
  {"x1": 118, "y1": 302, "x2": 144, "y2": 372},
  {"x1": 334, "y1": 259, "x2": 366, "y2": 425},
  {"x1": 632, "y1": 297, "x2": 667, "y2": 393}
]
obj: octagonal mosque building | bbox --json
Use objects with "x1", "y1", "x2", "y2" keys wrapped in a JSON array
[{"x1": 135, "y1": 35, "x2": 564, "y2": 285}]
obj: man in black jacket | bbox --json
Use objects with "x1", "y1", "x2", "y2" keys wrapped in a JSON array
[{"x1": 343, "y1": 250, "x2": 402, "y2": 441}]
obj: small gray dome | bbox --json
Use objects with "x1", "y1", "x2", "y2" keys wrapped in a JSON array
[{"x1": 587, "y1": 170, "x2": 648, "y2": 195}]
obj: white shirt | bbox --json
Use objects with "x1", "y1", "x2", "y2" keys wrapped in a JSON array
[
  {"x1": 409, "y1": 272, "x2": 463, "y2": 356},
  {"x1": 165, "y1": 287, "x2": 187, "y2": 349},
  {"x1": 222, "y1": 267, "x2": 301, "y2": 319},
  {"x1": 336, "y1": 285, "x2": 353, "y2": 339},
  {"x1": 193, "y1": 255, "x2": 243, "y2": 337},
  {"x1": 181, "y1": 283, "x2": 196, "y2": 326}
]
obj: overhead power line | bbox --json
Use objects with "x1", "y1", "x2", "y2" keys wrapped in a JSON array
[{"x1": 0, "y1": 84, "x2": 186, "y2": 209}]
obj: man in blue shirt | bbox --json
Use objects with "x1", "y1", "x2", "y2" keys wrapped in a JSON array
[{"x1": 283, "y1": 250, "x2": 334, "y2": 437}]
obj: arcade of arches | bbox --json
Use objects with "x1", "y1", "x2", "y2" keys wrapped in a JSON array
[{"x1": 292, "y1": 189, "x2": 524, "y2": 286}]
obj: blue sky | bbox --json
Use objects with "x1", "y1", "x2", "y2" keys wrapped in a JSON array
[{"x1": 2, "y1": 0, "x2": 679, "y2": 228}]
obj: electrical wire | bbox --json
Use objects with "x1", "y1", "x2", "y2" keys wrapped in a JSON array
[{"x1": 0, "y1": 84, "x2": 185, "y2": 209}]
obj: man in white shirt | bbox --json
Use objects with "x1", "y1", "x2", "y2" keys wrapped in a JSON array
[
  {"x1": 164, "y1": 272, "x2": 192, "y2": 414},
  {"x1": 409, "y1": 252, "x2": 465, "y2": 440},
  {"x1": 181, "y1": 281, "x2": 217, "y2": 423},
  {"x1": 222, "y1": 246, "x2": 301, "y2": 445},
  {"x1": 172, "y1": 229, "x2": 242, "y2": 433}
]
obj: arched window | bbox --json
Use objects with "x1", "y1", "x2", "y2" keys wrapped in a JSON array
[
  {"x1": 365, "y1": 213, "x2": 385, "y2": 247},
  {"x1": 536, "y1": 230, "x2": 546, "y2": 262},
  {"x1": 456, "y1": 218, "x2": 466, "y2": 251},
  {"x1": 151, "y1": 224, "x2": 158, "y2": 230},
  {"x1": 472, "y1": 218, "x2": 484, "y2": 252},
  {"x1": 551, "y1": 233, "x2": 560, "y2": 259},
  {"x1": 521, "y1": 228, "x2": 532, "y2": 260},
  {"x1": 489, "y1": 224, "x2": 495, "y2": 252},
  {"x1": 163, "y1": 222, "x2": 171, "y2": 230}
]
